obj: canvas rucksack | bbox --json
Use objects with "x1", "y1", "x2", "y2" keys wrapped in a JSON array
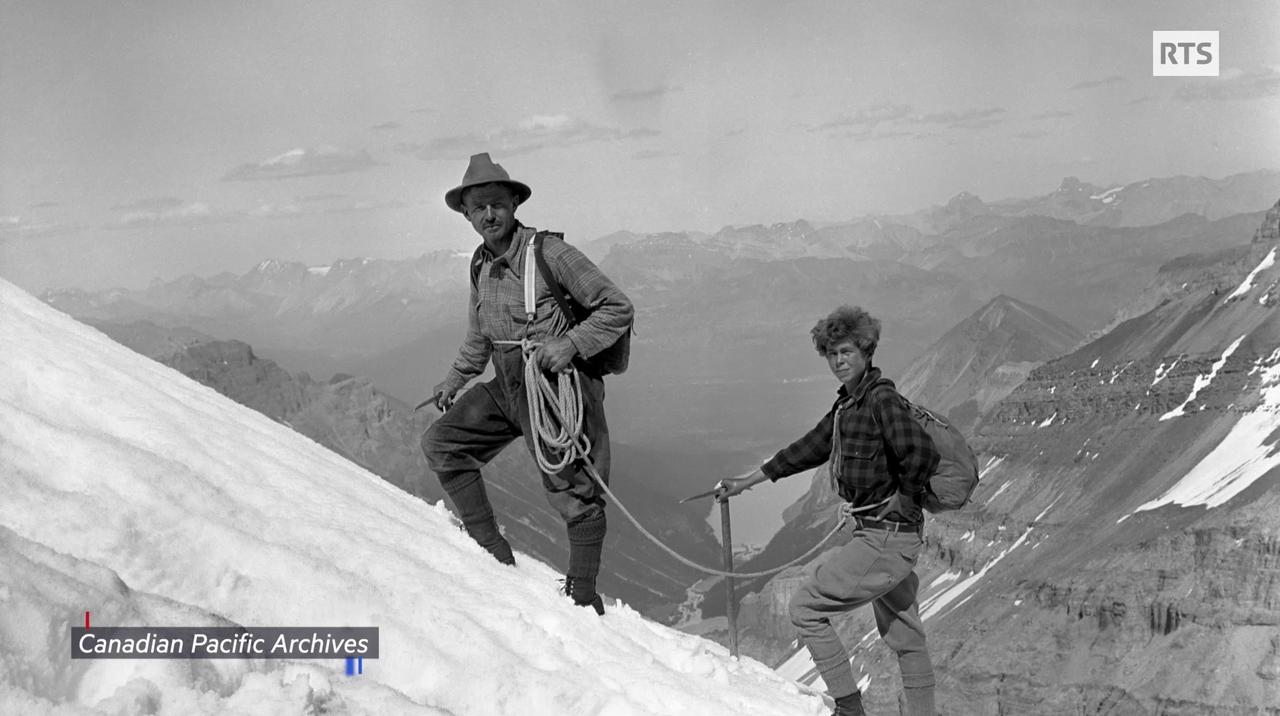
[
  {"x1": 470, "y1": 230, "x2": 633, "y2": 375},
  {"x1": 529, "y1": 231, "x2": 632, "y2": 375},
  {"x1": 870, "y1": 381, "x2": 980, "y2": 513}
]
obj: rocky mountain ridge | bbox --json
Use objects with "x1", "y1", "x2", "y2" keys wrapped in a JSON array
[{"x1": 896, "y1": 294, "x2": 1085, "y2": 430}]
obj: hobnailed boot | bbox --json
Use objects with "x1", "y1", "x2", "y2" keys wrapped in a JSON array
[
  {"x1": 440, "y1": 470, "x2": 515, "y2": 566},
  {"x1": 831, "y1": 691, "x2": 865, "y2": 716},
  {"x1": 562, "y1": 575, "x2": 605, "y2": 615},
  {"x1": 564, "y1": 510, "x2": 607, "y2": 615}
]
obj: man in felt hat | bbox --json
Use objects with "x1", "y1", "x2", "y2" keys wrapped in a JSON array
[{"x1": 421, "y1": 153, "x2": 633, "y2": 615}]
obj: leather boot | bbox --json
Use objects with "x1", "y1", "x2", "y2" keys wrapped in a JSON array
[
  {"x1": 440, "y1": 470, "x2": 515, "y2": 565},
  {"x1": 565, "y1": 510, "x2": 607, "y2": 614},
  {"x1": 832, "y1": 691, "x2": 865, "y2": 716}
]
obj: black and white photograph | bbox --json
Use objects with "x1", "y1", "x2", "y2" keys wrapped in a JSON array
[{"x1": 2, "y1": 1, "x2": 1278, "y2": 714}]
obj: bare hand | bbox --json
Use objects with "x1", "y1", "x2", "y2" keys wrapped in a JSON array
[
  {"x1": 715, "y1": 469, "x2": 768, "y2": 502},
  {"x1": 419, "y1": 381, "x2": 459, "y2": 412},
  {"x1": 535, "y1": 336, "x2": 579, "y2": 373}
]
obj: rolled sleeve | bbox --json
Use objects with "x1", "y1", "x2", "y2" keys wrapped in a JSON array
[
  {"x1": 762, "y1": 411, "x2": 834, "y2": 481},
  {"x1": 446, "y1": 283, "x2": 493, "y2": 389}
]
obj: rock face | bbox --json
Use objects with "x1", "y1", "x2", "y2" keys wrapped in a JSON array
[
  {"x1": 93, "y1": 326, "x2": 722, "y2": 618},
  {"x1": 727, "y1": 200, "x2": 1280, "y2": 714}
]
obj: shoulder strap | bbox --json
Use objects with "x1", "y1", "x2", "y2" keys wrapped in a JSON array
[
  {"x1": 533, "y1": 231, "x2": 587, "y2": 325},
  {"x1": 468, "y1": 244, "x2": 486, "y2": 290}
]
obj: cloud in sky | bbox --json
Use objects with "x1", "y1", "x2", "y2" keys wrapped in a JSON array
[
  {"x1": 844, "y1": 128, "x2": 921, "y2": 143},
  {"x1": 371, "y1": 121, "x2": 401, "y2": 131},
  {"x1": 110, "y1": 196, "x2": 185, "y2": 211},
  {"x1": 251, "y1": 198, "x2": 407, "y2": 219},
  {"x1": 632, "y1": 149, "x2": 677, "y2": 160},
  {"x1": 329, "y1": 199, "x2": 408, "y2": 214},
  {"x1": 814, "y1": 104, "x2": 1005, "y2": 133},
  {"x1": 1070, "y1": 75, "x2": 1126, "y2": 90},
  {"x1": 813, "y1": 104, "x2": 913, "y2": 131},
  {"x1": 907, "y1": 107, "x2": 1005, "y2": 129},
  {"x1": 1126, "y1": 96, "x2": 1154, "y2": 105},
  {"x1": 1016, "y1": 129, "x2": 1050, "y2": 140},
  {"x1": 248, "y1": 202, "x2": 303, "y2": 219},
  {"x1": 401, "y1": 114, "x2": 659, "y2": 160},
  {"x1": 109, "y1": 201, "x2": 243, "y2": 229},
  {"x1": 1032, "y1": 109, "x2": 1074, "y2": 120},
  {"x1": 223, "y1": 147, "x2": 380, "y2": 181},
  {"x1": 298, "y1": 193, "x2": 347, "y2": 203},
  {"x1": 1175, "y1": 67, "x2": 1280, "y2": 102},
  {"x1": 0, "y1": 215, "x2": 81, "y2": 239},
  {"x1": 610, "y1": 85, "x2": 681, "y2": 102},
  {"x1": 29, "y1": 201, "x2": 60, "y2": 209}
]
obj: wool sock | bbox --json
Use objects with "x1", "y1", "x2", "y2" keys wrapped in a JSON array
[
  {"x1": 901, "y1": 686, "x2": 935, "y2": 716},
  {"x1": 566, "y1": 510, "x2": 606, "y2": 607}
]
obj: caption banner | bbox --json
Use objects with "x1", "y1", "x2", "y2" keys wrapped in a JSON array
[{"x1": 71, "y1": 627, "x2": 379, "y2": 659}]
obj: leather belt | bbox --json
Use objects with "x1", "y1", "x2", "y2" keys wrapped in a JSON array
[{"x1": 854, "y1": 516, "x2": 922, "y2": 534}]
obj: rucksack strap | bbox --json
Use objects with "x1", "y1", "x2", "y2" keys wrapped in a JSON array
[{"x1": 533, "y1": 231, "x2": 588, "y2": 325}]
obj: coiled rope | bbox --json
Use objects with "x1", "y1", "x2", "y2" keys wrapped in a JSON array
[{"x1": 507, "y1": 338, "x2": 885, "y2": 579}]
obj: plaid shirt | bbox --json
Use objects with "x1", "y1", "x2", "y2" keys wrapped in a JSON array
[
  {"x1": 762, "y1": 367, "x2": 939, "y2": 521},
  {"x1": 444, "y1": 225, "x2": 634, "y2": 391}
]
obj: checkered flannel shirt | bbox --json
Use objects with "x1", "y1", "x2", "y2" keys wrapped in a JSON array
[
  {"x1": 761, "y1": 367, "x2": 939, "y2": 520},
  {"x1": 443, "y1": 225, "x2": 634, "y2": 392}
]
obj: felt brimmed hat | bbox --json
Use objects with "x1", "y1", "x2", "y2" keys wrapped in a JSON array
[{"x1": 444, "y1": 153, "x2": 532, "y2": 212}]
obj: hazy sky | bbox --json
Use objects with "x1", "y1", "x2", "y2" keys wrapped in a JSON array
[{"x1": 2, "y1": 0, "x2": 1279, "y2": 292}]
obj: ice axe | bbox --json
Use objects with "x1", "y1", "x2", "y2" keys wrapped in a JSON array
[
  {"x1": 413, "y1": 390, "x2": 456, "y2": 413},
  {"x1": 679, "y1": 482, "x2": 740, "y2": 659}
]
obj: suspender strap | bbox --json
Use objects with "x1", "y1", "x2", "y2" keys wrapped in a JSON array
[{"x1": 523, "y1": 236, "x2": 538, "y2": 316}]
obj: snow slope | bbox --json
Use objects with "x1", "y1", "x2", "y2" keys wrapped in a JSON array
[{"x1": 0, "y1": 277, "x2": 823, "y2": 716}]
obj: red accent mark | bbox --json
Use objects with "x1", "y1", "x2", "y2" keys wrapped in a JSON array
[{"x1": 84, "y1": 611, "x2": 90, "y2": 629}]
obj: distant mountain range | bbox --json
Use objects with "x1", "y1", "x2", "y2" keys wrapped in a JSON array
[
  {"x1": 714, "y1": 198, "x2": 1280, "y2": 714},
  {"x1": 42, "y1": 169, "x2": 1280, "y2": 480}
]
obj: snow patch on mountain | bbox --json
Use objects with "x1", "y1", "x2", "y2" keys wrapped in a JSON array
[
  {"x1": 1160, "y1": 335, "x2": 1245, "y2": 420},
  {"x1": 918, "y1": 521, "x2": 1038, "y2": 621},
  {"x1": 1152, "y1": 357, "x2": 1182, "y2": 386},
  {"x1": 1128, "y1": 349, "x2": 1280, "y2": 517},
  {"x1": 1089, "y1": 186, "x2": 1123, "y2": 204},
  {"x1": 1225, "y1": 247, "x2": 1277, "y2": 302}
]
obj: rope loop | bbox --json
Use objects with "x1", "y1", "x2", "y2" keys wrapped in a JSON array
[{"x1": 517, "y1": 340, "x2": 851, "y2": 579}]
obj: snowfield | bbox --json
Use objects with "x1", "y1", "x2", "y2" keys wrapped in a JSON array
[{"x1": 0, "y1": 278, "x2": 824, "y2": 716}]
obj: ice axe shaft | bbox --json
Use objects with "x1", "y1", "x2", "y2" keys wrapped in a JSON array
[{"x1": 721, "y1": 497, "x2": 739, "y2": 659}]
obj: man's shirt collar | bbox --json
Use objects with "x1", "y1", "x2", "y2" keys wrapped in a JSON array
[
  {"x1": 474, "y1": 224, "x2": 536, "y2": 270},
  {"x1": 836, "y1": 366, "x2": 883, "y2": 405}
]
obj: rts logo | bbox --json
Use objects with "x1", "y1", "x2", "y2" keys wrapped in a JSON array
[{"x1": 1153, "y1": 31, "x2": 1219, "y2": 77}]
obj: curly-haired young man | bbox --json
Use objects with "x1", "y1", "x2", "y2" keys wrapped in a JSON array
[{"x1": 718, "y1": 305, "x2": 939, "y2": 716}]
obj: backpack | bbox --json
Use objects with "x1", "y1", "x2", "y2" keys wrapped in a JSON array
[
  {"x1": 470, "y1": 230, "x2": 633, "y2": 375},
  {"x1": 870, "y1": 381, "x2": 979, "y2": 513}
]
